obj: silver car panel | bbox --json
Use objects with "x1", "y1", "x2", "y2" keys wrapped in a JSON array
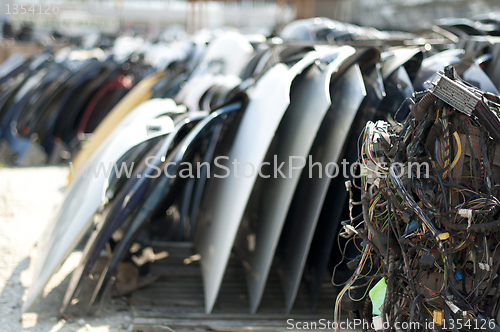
[
  {"x1": 234, "y1": 46, "x2": 356, "y2": 314},
  {"x1": 195, "y1": 50, "x2": 320, "y2": 314},
  {"x1": 276, "y1": 64, "x2": 367, "y2": 313},
  {"x1": 380, "y1": 48, "x2": 422, "y2": 80},
  {"x1": 191, "y1": 32, "x2": 254, "y2": 77}
]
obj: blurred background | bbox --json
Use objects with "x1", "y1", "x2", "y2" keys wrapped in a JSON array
[{"x1": 1, "y1": 0, "x2": 500, "y2": 49}]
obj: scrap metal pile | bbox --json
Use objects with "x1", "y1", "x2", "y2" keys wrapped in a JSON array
[
  {"x1": 335, "y1": 66, "x2": 500, "y2": 331},
  {"x1": 5, "y1": 15, "x2": 500, "y2": 329}
]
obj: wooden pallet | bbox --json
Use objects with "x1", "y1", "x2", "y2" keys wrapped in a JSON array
[{"x1": 130, "y1": 242, "x2": 337, "y2": 332}]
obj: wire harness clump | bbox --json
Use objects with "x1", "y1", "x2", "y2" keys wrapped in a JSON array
[{"x1": 334, "y1": 65, "x2": 500, "y2": 332}]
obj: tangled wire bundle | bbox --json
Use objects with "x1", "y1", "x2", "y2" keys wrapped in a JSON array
[{"x1": 334, "y1": 66, "x2": 500, "y2": 332}]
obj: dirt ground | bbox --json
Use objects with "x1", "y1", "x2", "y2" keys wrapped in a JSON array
[{"x1": 0, "y1": 166, "x2": 132, "y2": 332}]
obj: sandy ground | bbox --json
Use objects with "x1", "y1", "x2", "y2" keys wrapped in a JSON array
[{"x1": 0, "y1": 166, "x2": 132, "y2": 332}]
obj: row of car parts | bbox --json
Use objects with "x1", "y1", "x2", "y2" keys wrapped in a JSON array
[{"x1": 1, "y1": 17, "x2": 499, "y2": 326}]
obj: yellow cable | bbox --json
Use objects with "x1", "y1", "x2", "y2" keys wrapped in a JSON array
[
  {"x1": 450, "y1": 132, "x2": 462, "y2": 171},
  {"x1": 369, "y1": 195, "x2": 381, "y2": 222}
]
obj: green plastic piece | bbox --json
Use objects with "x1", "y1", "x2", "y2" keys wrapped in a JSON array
[{"x1": 369, "y1": 278, "x2": 387, "y2": 315}]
